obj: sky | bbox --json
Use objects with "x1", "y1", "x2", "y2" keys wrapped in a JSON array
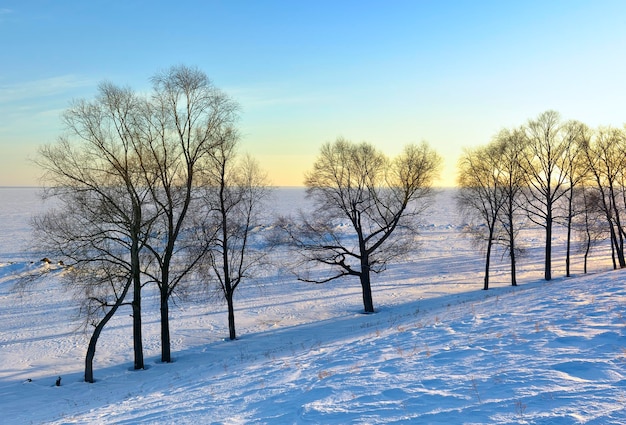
[{"x1": 1, "y1": 1, "x2": 626, "y2": 187}]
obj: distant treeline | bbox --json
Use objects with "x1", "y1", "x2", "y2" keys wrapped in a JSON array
[{"x1": 457, "y1": 110, "x2": 626, "y2": 289}]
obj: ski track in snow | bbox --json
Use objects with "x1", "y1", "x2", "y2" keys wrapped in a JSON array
[{"x1": 1, "y1": 188, "x2": 625, "y2": 424}]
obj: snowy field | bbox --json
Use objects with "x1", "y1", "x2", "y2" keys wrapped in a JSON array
[{"x1": 1, "y1": 187, "x2": 625, "y2": 424}]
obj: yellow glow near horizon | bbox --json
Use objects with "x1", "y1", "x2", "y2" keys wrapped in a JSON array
[
  {"x1": 255, "y1": 149, "x2": 458, "y2": 188},
  {"x1": 256, "y1": 154, "x2": 311, "y2": 187}
]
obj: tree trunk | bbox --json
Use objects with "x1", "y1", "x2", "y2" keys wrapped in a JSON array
[
  {"x1": 85, "y1": 323, "x2": 104, "y2": 384},
  {"x1": 609, "y1": 222, "x2": 619, "y2": 269},
  {"x1": 545, "y1": 212, "x2": 553, "y2": 281},
  {"x1": 85, "y1": 311, "x2": 115, "y2": 382},
  {"x1": 484, "y1": 227, "x2": 495, "y2": 290},
  {"x1": 131, "y1": 264, "x2": 144, "y2": 370},
  {"x1": 507, "y1": 201, "x2": 517, "y2": 287},
  {"x1": 359, "y1": 252, "x2": 374, "y2": 313},
  {"x1": 610, "y1": 232, "x2": 617, "y2": 269},
  {"x1": 160, "y1": 285, "x2": 171, "y2": 363},
  {"x1": 360, "y1": 271, "x2": 374, "y2": 313},
  {"x1": 618, "y1": 235, "x2": 626, "y2": 268},
  {"x1": 130, "y1": 224, "x2": 144, "y2": 370},
  {"x1": 566, "y1": 219, "x2": 572, "y2": 277},
  {"x1": 510, "y1": 249, "x2": 517, "y2": 286},
  {"x1": 583, "y1": 235, "x2": 590, "y2": 274},
  {"x1": 359, "y1": 238, "x2": 374, "y2": 313},
  {"x1": 566, "y1": 193, "x2": 573, "y2": 277},
  {"x1": 222, "y1": 212, "x2": 236, "y2": 340},
  {"x1": 85, "y1": 281, "x2": 129, "y2": 383},
  {"x1": 227, "y1": 291, "x2": 236, "y2": 340},
  {"x1": 509, "y1": 219, "x2": 517, "y2": 286},
  {"x1": 608, "y1": 186, "x2": 626, "y2": 268},
  {"x1": 132, "y1": 295, "x2": 144, "y2": 369}
]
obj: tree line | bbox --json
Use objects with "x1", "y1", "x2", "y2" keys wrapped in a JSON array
[
  {"x1": 457, "y1": 110, "x2": 626, "y2": 290},
  {"x1": 31, "y1": 65, "x2": 441, "y2": 382},
  {"x1": 29, "y1": 66, "x2": 624, "y2": 383}
]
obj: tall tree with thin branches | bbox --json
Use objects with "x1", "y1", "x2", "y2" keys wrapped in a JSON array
[
  {"x1": 558, "y1": 120, "x2": 591, "y2": 277},
  {"x1": 457, "y1": 143, "x2": 508, "y2": 290},
  {"x1": 493, "y1": 127, "x2": 527, "y2": 287},
  {"x1": 200, "y1": 132, "x2": 272, "y2": 340},
  {"x1": 141, "y1": 65, "x2": 239, "y2": 363},
  {"x1": 34, "y1": 83, "x2": 159, "y2": 380},
  {"x1": 520, "y1": 110, "x2": 572, "y2": 281}
]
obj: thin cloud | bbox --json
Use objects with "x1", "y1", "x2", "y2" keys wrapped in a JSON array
[
  {"x1": 226, "y1": 84, "x2": 336, "y2": 109},
  {"x1": 0, "y1": 75, "x2": 95, "y2": 104},
  {"x1": 0, "y1": 8, "x2": 12, "y2": 21}
]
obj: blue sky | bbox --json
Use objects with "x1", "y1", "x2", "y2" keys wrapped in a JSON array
[{"x1": 1, "y1": 1, "x2": 626, "y2": 186}]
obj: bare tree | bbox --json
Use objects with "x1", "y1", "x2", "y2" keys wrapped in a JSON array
[
  {"x1": 558, "y1": 121, "x2": 591, "y2": 277},
  {"x1": 200, "y1": 132, "x2": 272, "y2": 340},
  {"x1": 141, "y1": 65, "x2": 239, "y2": 363},
  {"x1": 520, "y1": 111, "x2": 572, "y2": 281},
  {"x1": 33, "y1": 83, "x2": 158, "y2": 380},
  {"x1": 284, "y1": 138, "x2": 440, "y2": 313},
  {"x1": 574, "y1": 184, "x2": 608, "y2": 273},
  {"x1": 582, "y1": 126, "x2": 626, "y2": 269},
  {"x1": 33, "y1": 201, "x2": 136, "y2": 384},
  {"x1": 493, "y1": 127, "x2": 527, "y2": 287},
  {"x1": 457, "y1": 143, "x2": 508, "y2": 290},
  {"x1": 456, "y1": 127, "x2": 526, "y2": 289},
  {"x1": 33, "y1": 66, "x2": 242, "y2": 376}
]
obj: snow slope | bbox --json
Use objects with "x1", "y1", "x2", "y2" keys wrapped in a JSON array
[{"x1": 1, "y1": 188, "x2": 625, "y2": 424}]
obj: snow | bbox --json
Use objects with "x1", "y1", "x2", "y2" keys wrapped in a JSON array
[{"x1": 1, "y1": 187, "x2": 625, "y2": 424}]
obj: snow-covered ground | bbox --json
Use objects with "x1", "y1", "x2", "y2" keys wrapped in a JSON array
[{"x1": 1, "y1": 188, "x2": 625, "y2": 424}]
